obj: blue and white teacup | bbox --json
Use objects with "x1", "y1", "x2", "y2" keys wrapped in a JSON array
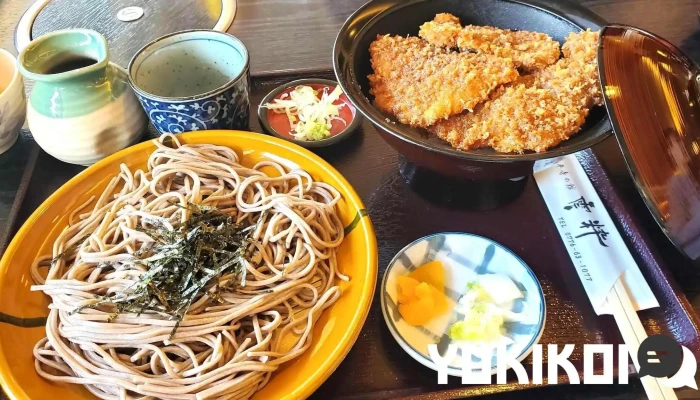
[{"x1": 128, "y1": 30, "x2": 250, "y2": 135}]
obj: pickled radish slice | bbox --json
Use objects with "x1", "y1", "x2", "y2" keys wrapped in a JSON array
[
  {"x1": 396, "y1": 262, "x2": 449, "y2": 326},
  {"x1": 396, "y1": 275, "x2": 420, "y2": 304},
  {"x1": 407, "y1": 260, "x2": 445, "y2": 292},
  {"x1": 477, "y1": 273, "x2": 524, "y2": 305}
]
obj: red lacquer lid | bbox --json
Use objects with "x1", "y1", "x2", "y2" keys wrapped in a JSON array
[{"x1": 599, "y1": 24, "x2": 700, "y2": 261}]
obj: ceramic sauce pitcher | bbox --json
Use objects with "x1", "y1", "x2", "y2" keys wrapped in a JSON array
[{"x1": 18, "y1": 29, "x2": 147, "y2": 165}]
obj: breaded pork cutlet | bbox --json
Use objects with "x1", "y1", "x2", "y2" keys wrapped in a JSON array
[
  {"x1": 543, "y1": 29, "x2": 603, "y2": 107},
  {"x1": 419, "y1": 13, "x2": 561, "y2": 71},
  {"x1": 428, "y1": 30, "x2": 601, "y2": 153},
  {"x1": 417, "y1": 13, "x2": 462, "y2": 48},
  {"x1": 432, "y1": 83, "x2": 587, "y2": 153},
  {"x1": 428, "y1": 74, "x2": 539, "y2": 150},
  {"x1": 368, "y1": 34, "x2": 519, "y2": 128}
]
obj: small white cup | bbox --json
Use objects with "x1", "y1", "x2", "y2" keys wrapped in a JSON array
[{"x1": 0, "y1": 48, "x2": 26, "y2": 155}]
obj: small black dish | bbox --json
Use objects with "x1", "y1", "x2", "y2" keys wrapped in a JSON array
[
  {"x1": 257, "y1": 78, "x2": 363, "y2": 148},
  {"x1": 333, "y1": 0, "x2": 612, "y2": 180}
]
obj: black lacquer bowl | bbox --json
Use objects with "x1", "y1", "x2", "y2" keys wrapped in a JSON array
[{"x1": 333, "y1": 0, "x2": 611, "y2": 180}]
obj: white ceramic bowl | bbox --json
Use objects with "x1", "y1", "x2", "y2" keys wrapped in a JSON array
[
  {"x1": 381, "y1": 232, "x2": 546, "y2": 377},
  {"x1": 0, "y1": 48, "x2": 26, "y2": 155}
]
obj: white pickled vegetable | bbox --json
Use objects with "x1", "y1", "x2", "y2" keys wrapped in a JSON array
[
  {"x1": 477, "y1": 273, "x2": 524, "y2": 305},
  {"x1": 449, "y1": 274, "x2": 526, "y2": 346}
]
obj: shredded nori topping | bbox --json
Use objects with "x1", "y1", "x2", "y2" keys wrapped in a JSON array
[{"x1": 71, "y1": 204, "x2": 258, "y2": 337}]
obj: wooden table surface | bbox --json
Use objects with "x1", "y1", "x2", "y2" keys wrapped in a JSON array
[{"x1": 1, "y1": 0, "x2": 700, "y2": 399}]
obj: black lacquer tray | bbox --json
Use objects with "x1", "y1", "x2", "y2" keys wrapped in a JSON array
[{"x1": 1, "y1": 70, "x2": 699, "y2": 400}]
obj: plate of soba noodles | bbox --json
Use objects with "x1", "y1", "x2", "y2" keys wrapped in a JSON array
[{"x1": 0, "y1": 130, "x2": 377, "y2": 400}]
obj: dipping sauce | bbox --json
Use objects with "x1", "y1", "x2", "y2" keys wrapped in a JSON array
[
  {"x1": 46, "y1": 56, "x2": 97, "y2": 74},
  {"x1": 266, "y1": 83, "x2": 356, "y2": 141}
]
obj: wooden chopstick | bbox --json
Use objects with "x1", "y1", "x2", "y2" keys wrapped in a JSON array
[{"x1": 609, "y1": 280, "x2": 678, "y2": 400}]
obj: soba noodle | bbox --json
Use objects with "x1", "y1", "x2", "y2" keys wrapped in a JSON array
[{"x1": 30, "y1": 135, "x2": 347, "y2": 400}]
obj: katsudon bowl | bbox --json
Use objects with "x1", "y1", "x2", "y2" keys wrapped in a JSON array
[{"x1": 333, "y1": 0, "x2": 611, "y2": 180}]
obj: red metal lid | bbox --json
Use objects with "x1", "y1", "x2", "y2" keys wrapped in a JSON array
[{"x1": 599, "y1": 24, "x2": 700, "y2": 261}]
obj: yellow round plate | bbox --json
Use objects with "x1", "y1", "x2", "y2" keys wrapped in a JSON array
[{"x1": 0, "y1": 130, "x2": 377, "y2": 400}]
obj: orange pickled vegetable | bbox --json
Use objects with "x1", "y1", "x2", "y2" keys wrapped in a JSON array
[
  {"x1": 408, "y1": 260, "x2": 445, "y2": 292},
  {"x1": 395, "y1": 261, "x2": 449, "y2": 326},
  {"x1": 399, "y1": 283, "x2": 436, "y2": 325},
  {"x1": 397, "y1": 275, "x2": 420, "y2": 304}
]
